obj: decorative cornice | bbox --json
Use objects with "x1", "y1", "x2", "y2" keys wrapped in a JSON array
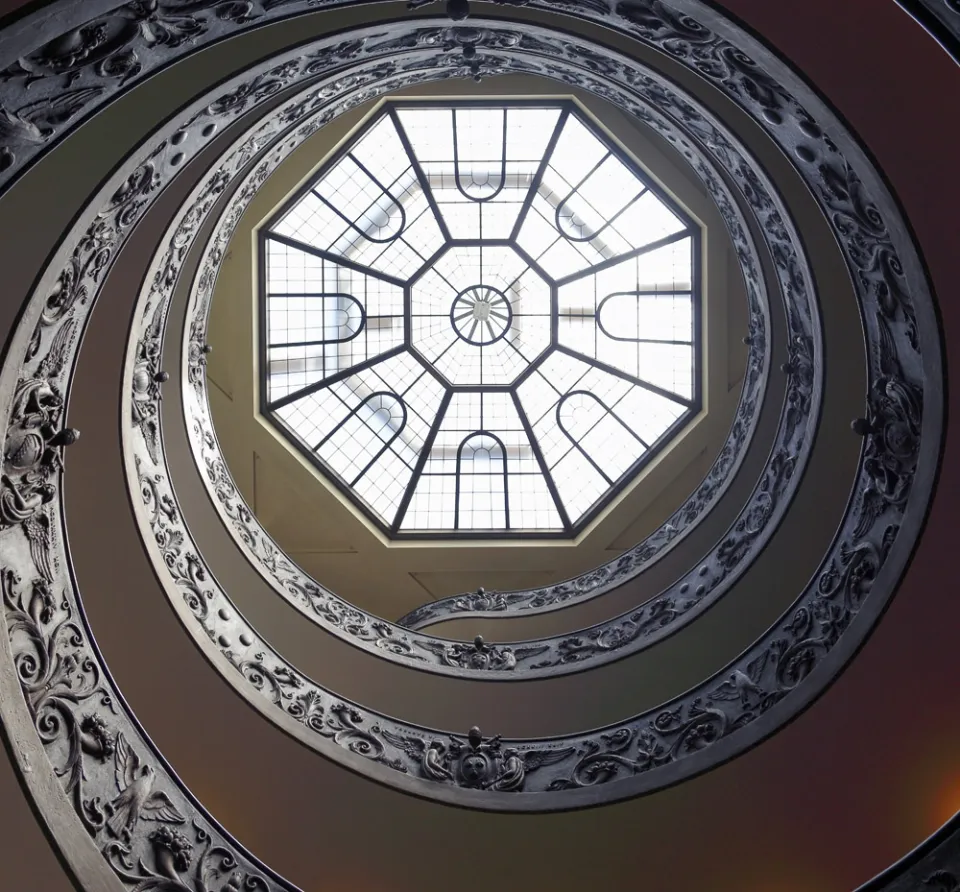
[{"x1": 0, "y1": 1, "x2": 947, "y2": 889}]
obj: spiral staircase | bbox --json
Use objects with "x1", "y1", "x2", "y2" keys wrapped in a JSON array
[{"x1": 0, "y1": 1, "x2": 957, "y2": 889}]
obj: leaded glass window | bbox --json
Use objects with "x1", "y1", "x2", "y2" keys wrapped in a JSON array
[{"x1": 260, "y1": 100, "x2": 701, "y2": 538}]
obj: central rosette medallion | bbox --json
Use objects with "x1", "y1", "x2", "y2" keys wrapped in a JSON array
[{"x1": 410, "y1": 245, "x2": 551, "y2": 385}]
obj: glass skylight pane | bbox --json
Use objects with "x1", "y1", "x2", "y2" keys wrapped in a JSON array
[
  {"x1": 350, "y1": 115, "x2": 408, "y2": 184},
  {"x1": 634, "y1": 343, "x2": 696, "y2": 400},
  {"x1": 263, "y1": 101, "x2": 699, "y2": 535},
  {"x1": 395, "y1": 107, "x2": 454, "y2": 160},
  {"x1": 552, "y1": 448, "x2": 608, "y2": 522},
  {"x1": 629, "y1": 237, "x2": 693, "y2": 289},
  {"x1": 579, "y1": 413, "x2": 646, "y2": 479},
  {"x1": 455, "y1": 108, "x2": 504, "y2": 162},
  {"x1": 272, "y1": 191, "x2": 348, "y2": 251},
  {"x1": 504, "y1": 107, "x2": 563, "y2": 159},
  {"x1": 612, "y1": 386, "x2": 687, "y2": 443},
  {"x1": 511, "y1": 473, "x2": 563, "y2": 529},
  {"x1": 264, "y1": 240, "x2": 404, "y2": 402},
  {"x1": 606, "y1": 191, "x2": 685, "y2": 250},
  {"x1": 548, "y1": 114, "x2": 606, "y2": 186}
]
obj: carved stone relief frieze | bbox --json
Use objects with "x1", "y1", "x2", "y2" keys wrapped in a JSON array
[
  {"x1": 170, "y1": 25, "x2": 830, "y2": 680},
  {"x1": 0, "y1": 3, "x2": 947, "y2": 891},
  {"x1": 101, "y1": 11, "x2": 931, "y2": 804}
]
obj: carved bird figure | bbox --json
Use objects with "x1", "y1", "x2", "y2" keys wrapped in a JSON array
[
  {"x1": 106, "y1": 732, "x2": 185, "y2": 841},
  {"x1": 708, "y1": 669, "x2": 765, "y2": 707}
]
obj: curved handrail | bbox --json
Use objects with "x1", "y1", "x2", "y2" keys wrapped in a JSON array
[
  {"x1": 0, "y1": 13, "x2": 943, "y2": 892},
  {"x1": 114, "y1": 21, "x2": 936, "y2": 804},
  {"x1": 174, "y1": 28, "x2": 823, "y2": 679},
  {"x1": 896, "y1": 0, "x2": 960, "y2": 65}
]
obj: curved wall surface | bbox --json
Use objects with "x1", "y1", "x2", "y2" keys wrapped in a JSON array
[{"x1": 0, "y1": 1, "x2": 957, "y2": 890}]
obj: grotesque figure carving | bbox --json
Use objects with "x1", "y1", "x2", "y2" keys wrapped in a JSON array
[
  {"x1": 1, "y1": 322, "x2": 78, "y2": 580},
  {"x1": 131, "y1": 302, "x2": 167, "y2": 463}
]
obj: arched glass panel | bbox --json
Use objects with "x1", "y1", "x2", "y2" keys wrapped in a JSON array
[
  {"x1": 453, "y1": 107, "x2": 507, "y2": 202},
  {"x1": 312, "y1": 154, "x2": 407, "y2": 244},
  {"x1": 554, "y1": 153, "x2": 647, "y2": 243},
  {"x1": 316, "y1": 391, "x2": 407, "y2": 487},
  {"x1": 596, "y1": 291, "x2": 692, "y2": 343},
  {"x1": 455, "y1": 432, "x2": 508, "y2": 530},
  {"x1": 269, "y1": 293, "x2": 365, "y2": 347},
  {"x1": 556, "y1": 390, "x2": 648, "y2": 484}
]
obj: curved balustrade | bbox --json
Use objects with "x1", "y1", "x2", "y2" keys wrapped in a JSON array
[
  {"x1": 168, "y1": 23, "x2": 815, "y2": 679},
  {"x1": 0, "y1": 0, "x2": 953, "y2": 889}
]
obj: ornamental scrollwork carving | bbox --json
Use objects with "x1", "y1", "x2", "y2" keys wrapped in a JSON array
[
  {"x1": 0, "y1": 10, "x2": 944, "y2": 892},
  {"x1": 414, "y1": 635, "x2": 549, "y2": 671},
  {"x1": 110, "y1": 12, "x2": 936, "y2": 802},
  {"x1": 171, "y1": 25, "x2": 828, "y2": 682},
  {"x1": 131, "y1": 303, "x2": 168, "y2": 464},
  {"x1": 379, "y1": 725, "x2": 574, "y2": 791},
  {"x1": 853, "y1": 322, "x2": 923, "y2": 538}
]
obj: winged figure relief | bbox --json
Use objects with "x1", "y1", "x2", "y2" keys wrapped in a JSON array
[{"x1": 379, "y1": 728, "x2": 454, "y2": 782}]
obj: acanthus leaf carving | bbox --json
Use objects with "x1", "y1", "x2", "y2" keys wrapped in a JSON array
[{"x1": 0, "y1": 11, "x2": 942, "y2": 891}]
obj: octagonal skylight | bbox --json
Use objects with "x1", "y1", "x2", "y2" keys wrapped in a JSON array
[{"x1": 259, "y1": 100, "x2": 700, "y2": 538}]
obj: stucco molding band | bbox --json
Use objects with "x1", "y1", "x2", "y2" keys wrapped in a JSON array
[
  {"x1": 167, "y1": 23, "x2": 810, "y2": 679},
  {"x1": 0, "y1": 8, "x2": 945, "y2": 892}
]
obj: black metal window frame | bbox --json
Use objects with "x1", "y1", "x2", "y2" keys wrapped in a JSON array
[{"x1": 257, "y1": 97, "x2": 703, "y2": 541}]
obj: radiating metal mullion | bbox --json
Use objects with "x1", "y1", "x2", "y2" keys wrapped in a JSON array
[
  {"x1": 266, "y1": 232, "x2": 406, "y2": 287},
  {"x1": 553, "y1": 229, "x2": 690, "y2": 288},
  {"x1": 508, "y1": 108, "x2": 568, "y2": 242},
  {"x1": 555, "y1": 177, "x2": 649, "y2": 244},
  {"x1": 389, "y1": 106, "x2": 452, "y2": 243},
  {"x1": 554, "y1": 343, "x2": 693, "y2": 407},
  {"x1": 391, "y1": 389, "x2": 453, "y2": 532},
  {"x1": 268, "y1": 344, "x2": 406, "y2": 411},
  {"x1": 510, "y1": 390, "x2": 571, "y2": 530}
]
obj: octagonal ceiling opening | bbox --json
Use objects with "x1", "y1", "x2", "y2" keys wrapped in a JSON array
[{"x1": 259, "y1": 99, "x2": 702, "y2": 540}]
